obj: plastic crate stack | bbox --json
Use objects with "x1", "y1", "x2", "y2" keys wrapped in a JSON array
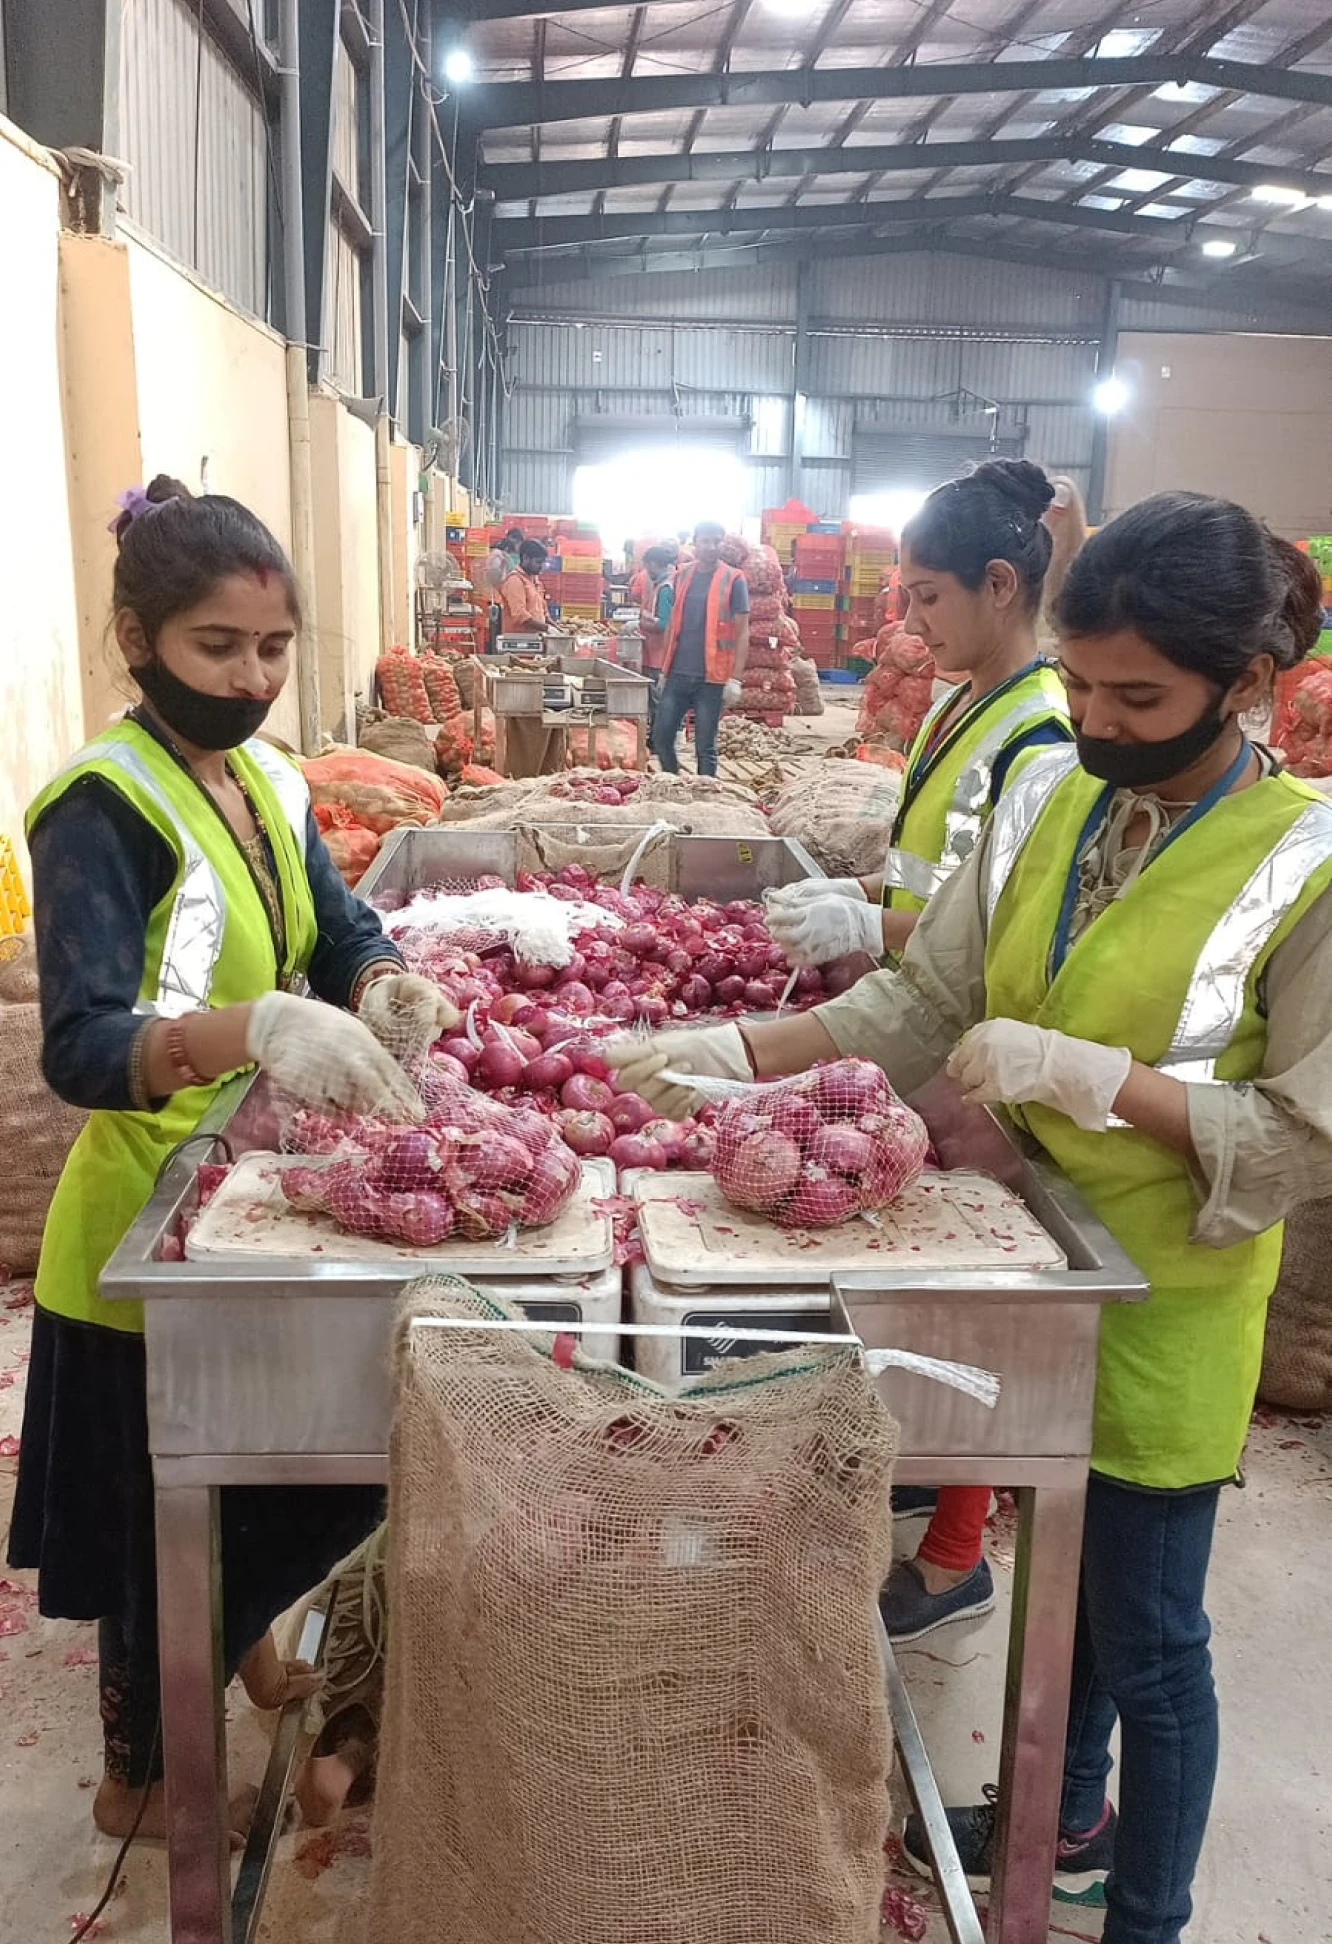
[
  {"x1": 760, "y1": 498, "x2": 818, "y2": 570},
  {"x1": 545, "y1": 529, "x2": 604, "y2": 624},
  {"x1": 845, "y1": 526, "x2": 898, "y2": 655},
  {"x1": 1303, "y1": 536, "x2": 1332, "y2": 655},
  {"x1": 788, "y1": 525, "x2": 846, "y2": 669}
]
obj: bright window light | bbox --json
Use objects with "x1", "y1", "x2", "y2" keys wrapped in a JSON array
[
  {"x1": 1202, "y1": 239, "x2": 1237, "y2": 258},
  {"x1": 1092, "y1": 376, "x2": 1130, "y2": 416},
  {"x1": 443, "y1": 47, "x2": 474, "y2": 85},
  {"x1": 572, "y1": 449, "x2": 746, "y2": 543},
  {"x1": 849, "y1": 489, "x2": 929, "y2": 536},
  {"x1": 1251, "y1": 185, "x2": 1309, "y2": 208}
]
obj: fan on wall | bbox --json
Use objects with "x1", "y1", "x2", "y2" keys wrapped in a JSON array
[{"x1": 422, "y1": 420, "x2": 472, "y2": 475}]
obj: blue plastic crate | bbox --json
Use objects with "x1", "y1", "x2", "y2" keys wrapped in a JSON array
[
  {"x1": 789, "y1": 578, "x2": 839, "y2": 596},
  {"x1": 819, "y1": 668, "x2": 859, "y2": 685}
]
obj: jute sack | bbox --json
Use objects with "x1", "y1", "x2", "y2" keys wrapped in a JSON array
[
  {"x1": 0, "y1": 942, "x2": 86, "y2": 1276},
  {"x1": 367, "y1": 1278, "x2": 897, "y2": 1944},
  {"x1": 1258, "y1": 1198, "x2": 1332, "y2": 1411},
  {"x1": 768, "y1": 759, "x2": 903, "y2": 878}
]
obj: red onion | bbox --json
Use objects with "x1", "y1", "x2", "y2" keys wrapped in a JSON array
[
  {"x1": 621, "y1": 923, "x2": 659, "y2": 958},
  {"x1": 640, "y1": 1118, "x2": 684, "y2": 1164},
  {"x1": 515, "y1": 961, "x2": 556, "y2": 991},
  {"x1": 634, "y1": 995, "x2": 669, "y2": 1027},
  {"x1": 715, "y1": 1131, "x2": 802, "y2": 1212},
  {"x1": 389, "y1": 1192, "x2": 456, "y2": 1247},
  {"x1": 805, "y1": 1125, "x2": 874, "y2": 1178},
  {"x1": 522, "y1": 1051, "x2": 574, "y2": 1093},
  {"x1": 678, "y1": 974, "x2": 712, "y2": 1011},
  {"x1": 787, "y1": 1176, "x2": 860, "y2": 1227},
  {"x1": 555, "y1": 1109, "x2": 615, "y2": 1157},
  {"x1": 678, "y1": 1125, "x2": 715, "y2": 1169},
  {"x1": 457, "y1": 1134, "x2": 533, "y2": 1190},
  {"x1": 716, "y1": 975, "x2": 746, "y2": 1005},
  {"x1": 741, "y1": 980, "x2": 773, "y2": 1008},
  {"x1": 561, "y1": 1072, "x2": 614, "y2": 1114},
  {"x1": 475, "y1": 1041, "x2": 525, "y2": 1090},
  {"x1": 431, "y1": 1052, "x2": 472, "y2": 1087},
  {"x1": 556, "y1": 980, "x2": 595, "y2": 1015},
  {"x1": 821, "y1": 952, "x2": 876, "y2": 996},
  {"x1": 610, "y1": 1133, "x2": 667, "y2": 1171},
  {"x1": 569, "y1": 1048, "x2": 612, "y2": 1081},
  {"x1": 812, "y1": 1058, "x2": 889, "y2": 1120},
  {"x1": 609, "y1": 1092, "x2": 655, "y2": 1134},
  {"x1": 440, "y1": 1036, "x2": 479, "y2": 1073}
]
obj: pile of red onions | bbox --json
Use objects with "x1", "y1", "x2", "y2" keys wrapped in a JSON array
[
  {"x1": 710, "y1": 1059, "x2": 928, "y2": 1229},
  {"x1": 546, "y1": 772, "x2": 643, "y2": 807},
  {"x1": 281, "y1": 1079, "x2": 582, "y2": 1244}
]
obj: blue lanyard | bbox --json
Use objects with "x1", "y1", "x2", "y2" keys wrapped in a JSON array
[
  {"x1": 899, "y1": 657, "x2": 1049, "y2": 825},
  {"x1": 1049, "y1": 739, "x2": 1252, "y2": 978}
]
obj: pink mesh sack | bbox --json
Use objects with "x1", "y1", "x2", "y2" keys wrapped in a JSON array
[{"x1": 710, "y1": 1057, "x2": 927, "y2": 1228}]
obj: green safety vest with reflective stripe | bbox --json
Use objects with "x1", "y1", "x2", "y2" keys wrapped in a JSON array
[
  {"x1": 26, "y1": 721, "x2": 318, "y2": 1334},
  {"x1": 883, "y1": 663, "x2": 1070, "y2": 916},
  {"x1": 983, "y1": 747, "x2": 1332, "y2": 1488}
]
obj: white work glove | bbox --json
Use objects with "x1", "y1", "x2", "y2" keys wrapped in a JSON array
[
  {"x1": 357, "y1": 972, "x2": 461, "y2": 1051},
  {"x1": 768, "y1": 876, "x2": 867, "y2": 907},
  {"x1": 605, "y1": 1023, "x2": 750, "y2": 1122},
  {"x1": 722, "y1": 679, "x2": 743, "y2": 708},
  {"x1": 765, "y1": 891, "x2": 884, "y2": 968},
  {"x1": 247, "y1": 992, "x2": 426, "y2": 1123},
  {"x1": 947, "y1": 1020, "x2": 1132, "y2": 1134}
]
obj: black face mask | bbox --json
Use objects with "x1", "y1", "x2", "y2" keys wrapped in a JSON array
[
  {"x1": 1076, "y1": 698, "x2": 1233, "y2": 791},
  {"x1": 135, "y1": 656, "x2": 273, "y2": 752}
]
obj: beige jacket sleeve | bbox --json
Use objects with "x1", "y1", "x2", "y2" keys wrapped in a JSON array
[
  {"x1": 812, "y1": 826, "x2": 993, "y2": 1096},
  {"x1": 1187, "y1": 885, "x2": 1332, "y2": 1245},
  {"x1": 813, "y1": 817, "x2": 1332, "y2": 1249}
]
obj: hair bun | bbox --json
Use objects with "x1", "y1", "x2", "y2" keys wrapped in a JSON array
[
  {"x1": 1266, "y1": 533, "x2": 1324, "y2": 670},
  {"x1": 972, "y1": 458, "x2": 1057, "y2": 524},
  {"x1": 145, "y1": 474, "x2": 194, "y2": 506}
]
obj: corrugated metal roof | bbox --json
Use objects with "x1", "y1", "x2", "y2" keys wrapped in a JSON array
[{"x1": 118, "y1": 0, "x2": 268, "y2": 319}]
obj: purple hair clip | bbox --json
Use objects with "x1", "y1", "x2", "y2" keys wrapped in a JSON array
[{"x1": 107, "y1": 485, "x2": 163, "y2": 534}]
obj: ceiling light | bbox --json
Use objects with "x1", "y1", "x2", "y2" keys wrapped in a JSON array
[
  {"x1": 1092, "y1": 376, "x2": 1130, "y2": 416},
  {"x1": 1202, "y1": 239, "x2": 1237, "y2": 259},
  {"x1": 443, "y1": 47, "x2": 474, "y2": 85},
  {"x1": 1251, "y1": 184, "x2": 1309, "y2": 208},
  {"x1": 1320, "y1": 197, "x2": 1332, "y2": 213}
]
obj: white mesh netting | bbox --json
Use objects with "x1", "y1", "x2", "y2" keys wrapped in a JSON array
[
  {"x1": 705, "y1": 1058, "x2": 928, "y2": 1229},
  {"x1": 365, "y1": 1275, "x2": 897, "y2": 1944},
  {"x1": 279, "y1": 1074, "x2": 581, "y2": 1245}
]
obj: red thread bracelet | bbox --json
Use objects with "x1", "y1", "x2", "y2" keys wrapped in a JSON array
[{"x1": 165, "y1": 1015, "x2": 209, "y2": 1089}]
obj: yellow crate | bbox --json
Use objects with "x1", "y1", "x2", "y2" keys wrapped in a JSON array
[{"x1": 0, "y1": 837, "x2": 30, "y2": 938}]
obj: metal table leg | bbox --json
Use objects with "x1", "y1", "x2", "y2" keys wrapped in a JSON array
[
  {"x1": 155, "y1": 1476, "x2": 231, "y2": 1944},
  {"x1": 987, "y1": 1473, "x2": 1089, "y2": 1944}
]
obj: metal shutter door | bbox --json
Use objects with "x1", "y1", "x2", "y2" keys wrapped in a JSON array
[{"x1": 851, "y1": 430, "x2": 1024, "y2": 496}]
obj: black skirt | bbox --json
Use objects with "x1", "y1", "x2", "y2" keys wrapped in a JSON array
[{"x1": 8, "y1": 1305, "x2": 383, "y2": 1668}]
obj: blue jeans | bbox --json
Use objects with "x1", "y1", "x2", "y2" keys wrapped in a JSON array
[
  {"x1": 651, "y1": 672, "x2": 725, "y2": 778},
  {"x1": 1062, "y1": 1471, "x2": 1222, "y2": 1944}
]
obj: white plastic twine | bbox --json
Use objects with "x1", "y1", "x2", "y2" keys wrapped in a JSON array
[
  {"x1": 657, "y1": 1067, "x2": 757, "y2": 1102},
  {"x1": 407, "y1": 1315, "x2": 1000, "y2": 1407},
  {"x1": 617, "y1": 819, "x2": 675, "y2": 899}
]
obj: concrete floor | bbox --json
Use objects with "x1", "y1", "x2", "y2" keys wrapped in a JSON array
[{"x1": 2, "y1": 1301, "x2": 1329, "y2": 1940}]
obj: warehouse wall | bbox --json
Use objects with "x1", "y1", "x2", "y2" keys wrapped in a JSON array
[
  {"x1": 0, "y1": 121, "x2": 83, "y2": 880},
  {"x1": 124, "y1": 228, "x2": 303, "y2": 747},
  {"x1": 1105, "y1": 333, "x2": 1332, "y2": 537},
  {"x1": 502, "y1": 253, "x2": 1332, "y2": 524}
]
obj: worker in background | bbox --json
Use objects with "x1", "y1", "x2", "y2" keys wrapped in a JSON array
[
  {"x1": 651, "y1": 519, "x2": 750, "y2": 779},
  {"x1": 611, "y1": 491, "x2": 1332, "y2": 1941},
  {"x1": 6, "y1": 477, "x2": 457, "y2": 1843},
  {"x1": 483, "y1": 527, "x2": 525, "y2": 649},
  {"x1": 766, "y1": 460, "x2": 1071, "y2": 1645},
  {"x1": 1042, "y1": 474, "x2": 1090, "y2": 639},
  {"x1": 637, "y1": 543, "x2": 677, "y2": 713},
  {"x1": 498, "y1": 538, "x2": 551, "y2": 637}
]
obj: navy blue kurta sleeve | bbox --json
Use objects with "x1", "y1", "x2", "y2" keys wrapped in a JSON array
[{"x1": 30, "y1": 773, "x2": 402, "y2": 1114}]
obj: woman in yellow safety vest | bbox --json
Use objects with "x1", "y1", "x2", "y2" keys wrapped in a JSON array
[
  {"x1": 611, "y1": 492, "x2": 1332, "y2": 1944},
  {"x1": 767, "y1": 459, "x2": 1071, "y2": 971},
  {"x1": 7, "y1": 477, "x2": 454, "y2": 1843}
]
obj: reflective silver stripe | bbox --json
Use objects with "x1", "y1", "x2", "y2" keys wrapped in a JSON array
[
  {"x1": 1156, "y1": 799, "x2": 1332, "y2": 1085},
  {"x1": 984, "y1": 748, "x2": 1081, "y2": 928},
  {"x1": 244, "y1": 739, "x2": 309, "y2": 851},
  {"x1": 87, "y1": 741, "x2": 228, "y2": 1020},
  {"x1": 940, "y1": 692, "x2": 1067, "y2": 877},
  {"x1": 882, "y1": 848, "x2": 949, "y2": 901}
]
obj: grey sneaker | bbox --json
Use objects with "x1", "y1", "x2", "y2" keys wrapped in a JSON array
[
  {"x1": 879, "y1": 1555, "x2": 995, "y2": 1643},
  {"x1": 903, "y1": 1783, "x2": 1116, "y2": 1902}
]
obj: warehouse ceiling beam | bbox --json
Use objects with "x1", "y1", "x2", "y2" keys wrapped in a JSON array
[
  {"x1": 385, "y1": 0, "x2": 419, "y2": 435},
  {"x1": 492, "y1": 194, "x2": 1332, "y2": 275},
  {"x1": 460, "y1": 0, "x2": 675, "y2": 16},
  {"x1": 462, "y1": 55, "x2": 1332, "y2": 133},
  {"x1": 481, "y1": 136, "x2": 1332, "y2": 204},
  {"x1": 787, "y1": 0, "x2": 957, "y2": 200},
  {"x1": 502, "y1": 231, "x2": 1332, "y2": 325}
]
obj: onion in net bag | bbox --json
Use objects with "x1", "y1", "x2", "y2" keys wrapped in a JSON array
[
  {"x1": 710, "y1": 1057, "x2": 928, "y2": 1228},
  {"x1": 280, "y1": 1074, "x2": 582, "y2": 1245}
]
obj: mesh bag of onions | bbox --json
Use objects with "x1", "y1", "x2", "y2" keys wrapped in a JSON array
[
  {"x1": 366, "y1": 1274, "x2": 897, "y2": 1944},
  {"x1": 710, "y1": 1058, "x2": 928, "y2": 1228},
  {"x1": 281, "y1": 1075, "x2": 581, "y2": 1245}
]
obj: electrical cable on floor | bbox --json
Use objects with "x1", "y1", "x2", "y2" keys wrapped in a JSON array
[{"x1": 68, "y1": 1715, "x2": 161, "y2": 1944}]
